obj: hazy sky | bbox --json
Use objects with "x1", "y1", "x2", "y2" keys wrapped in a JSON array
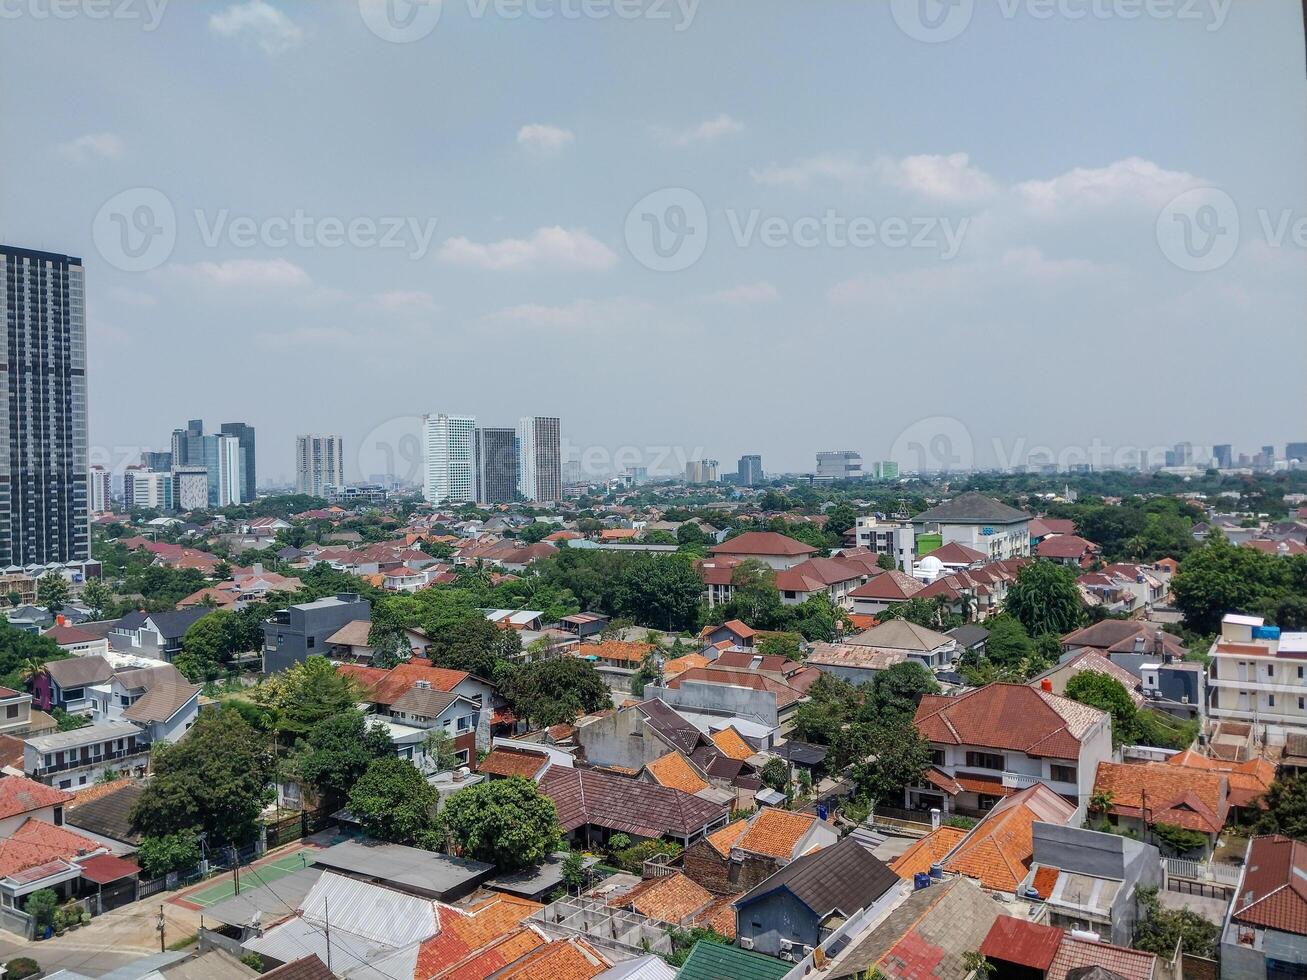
[{"x1": 3, "y1": 0, "x2": 1303, "y2": 484}]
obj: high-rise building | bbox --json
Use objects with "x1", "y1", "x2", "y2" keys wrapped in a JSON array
[
  {"x1": 89, "y1": 465, "x2": 111, "y2": 514},
  {"x1": 476, "y1": 427, "x2": 519, "y2": 504},
  {"x1": 815, "y1": 450, "x2": 863, "y2": 481},
  {"x1": 1212, "y1": 444, "x2": 1233, "y2": 469},
  {"x1": 221, "y1": 422, "x2": 257, "y2": 502},
  {"x1": 0, "y1": 246, "x2": 89, "y2": 566},
  {"x1": 295, "y1": 434, "x2": 344, "y2": 497},
  {"x1": 124, "y1": 467, "x2": 174, "y2": 511},
  {"x1": 517, "y1": 416, "x2": 562, "y2": 503},
  {"x1": 685, "y1": 459, "x2": 718, "y2": 484},
  {"x1": 878, "y1": 460, "x2": 900, "y2": 480},
  {"x1": 140, "y1": 451, "x2": 172, "y2": 472},
  {"x1": 172, "y1": 420, "x2": 205, "y2": 467},
  {"x1": 1286, "y1": 443, "x2": 1307, "y2": 463},
  {"x1": 423, "y1": 414, "x2": 476, "y2": 505},
  {"x1": 172, "y1": 467, "x2": 209, "y2": 512},
  {"x1": 737, "y1": 455, "x2": 764, "y2": 486}
]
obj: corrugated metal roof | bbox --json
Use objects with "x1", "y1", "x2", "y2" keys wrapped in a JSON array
[{"x1": 298, "y1": 870, "x2": 439, "y2": 946}]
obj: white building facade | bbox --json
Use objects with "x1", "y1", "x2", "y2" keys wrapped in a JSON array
[
  {"x1": 517, "y1": 416, "x2": 561, "y2": 502},
  {"x1": 1207, "y1": 613, "x2": 1307, "y2": 743},
  {"x1": 296, "y1": 433, "x2": 345, "y2": 497},
  {"x1": 423, "y1": 414, "x2": 476, "y2": 505}
]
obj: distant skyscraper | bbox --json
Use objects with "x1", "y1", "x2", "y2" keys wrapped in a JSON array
[
  {"x1": 172, "y1": 420, "x2": 205, "y2": 467},
  {"x1": 295, "y1": 434, "x2": 344, "y2": 497},
  {"x1": 89, "y1": 465, "x2": 111, "y2": 514},
  {"x1": 0, "y1": 246, "x2": 89, "y2": 566},
  {"x1": 1212, "y1": 444, "x2": 1233, "y2": 469},
  {"x1": 141, "y1": 451, "x2": 172, "y2": 472},
  {"x1": 878, "y1": 460, "x2": 900, "y2": 480},
  {"x1": 212, "y1": 434, "x2": 243, "y2": 506},
  {"x1": 423, "y1": 414, "x2": 476, "y2": 505},
  {"x1": 685, "y1": 459, "x2": 719, "y2": 484},
  {"x1": 172, "y1": 467, "x2": 209, "y2": 512},
  {"x1": 124, "y1": 467, "x2": 174, "y2": 511},
  {"x1": 816, "y1": 451, "x2": 863, "y2": 481},
  {"x1": 221, "y1": 422, "x2": 257, "y2": 501},
  {"x1": 1287, "y1": 442, "x2": 1307, "y2": 463},
  {"x1": 517, "y1": 417, "x2": 562, "y2": 502},
  {"x1": 737, "y1": 455, "x2": 764, "y2": 486},
  {"x1": 476, "y1": 427, "x2": 519, "y2": 503}
]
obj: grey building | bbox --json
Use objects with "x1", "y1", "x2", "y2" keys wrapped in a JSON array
[
  {"x1": 221, "y1": 421, "x2": 257, "y2": 502},
  {"x1": 1213, "y1": 443, "x2": 1233, "y2": 469},
  {"x1": 517, "y1": 416, "x2": 561, "y2": 502},
  {"x1": 476, "y1": 426, "x2": 519, "y2": 504},
  {"x1": 295, "y1": 433, "x2": 344, "y2": 497},
  {"x1": 0, "y1": 246, "x2": 90, "y2": 566},
  {"x1": 262, "y1": 593, "x2": 371, "y2": 673},
  {"x1": 737, "y1": 454, "x2": 764, "y2": 486},
  {"x1": 140, "y1": 451, "x2": 173, "y2": 471},
  {"x1": 815, "y1": 450, "x2": 862, "y2": 482},
  {"x1": 172, "y1": 466, "x2": 209, "y2": 512},
  {"x1": 1221, "y1": 835, "x2": 1307, "y2": 980},
  {"x1": 734, "y1": 837, "x2": 901, "y2": 956}
]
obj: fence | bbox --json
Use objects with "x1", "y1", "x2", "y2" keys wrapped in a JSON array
[{"x1": 1165, "y1": 857, "x2": 1242, "y2": 886}]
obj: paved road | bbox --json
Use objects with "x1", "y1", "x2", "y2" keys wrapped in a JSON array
[{"x1": 0, "y1": 898, "x2": 201, "y2": 977}]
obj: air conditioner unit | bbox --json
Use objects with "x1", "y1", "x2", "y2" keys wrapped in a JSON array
[
  {"x1": 779, "y1": 952, "x2": 795, "y2": 962},
  {"x1": 780, "y1": 940, "x2": 794, "y2": 952},
  {"x1": 739, "y1": 937, "x2": 754, "y2": 950}
]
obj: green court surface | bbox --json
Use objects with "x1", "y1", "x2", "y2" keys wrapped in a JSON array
[{"x1": 185, "y1": 847, "x2": 317, "y2": 907}]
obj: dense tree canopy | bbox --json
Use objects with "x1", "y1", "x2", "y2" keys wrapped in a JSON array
[
  {"x1": 347, "y1": 755, "x2": 440, "y2": 846},
  {"x1": 292, "y1": 709, "x2": 396, "y2": 812},
  {"x1": 501, "y1": 657, "x2": 611, "y2": 728},
  {"x1": 1004, "y1": 561, "x2": 1085, "y2": 637},
  {"x1": 1172, "y1": 536, "x2": 1307, "y2": 634},
  {"x1": 441, "y1": 777, "x2": 562, "y2": 871}
]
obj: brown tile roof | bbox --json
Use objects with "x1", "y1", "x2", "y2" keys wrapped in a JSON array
[
  {"x1": 914, "y1": 684, "x2": 1104, "y2": 760},
  {"x1": 325, "y1": 619, "x2": 373, "y2": 647},
  {"x1": 708, "y1": 531, "x2": 817, "y2": 558},
  {"x1": 704, "y1": 818, "x2": 748, "y2": 857},
  {"x1": 1231, "y1": 835, "x2": 1307, "y2": 936},
  {"x1": 538, "y1": 765, "x2": 726, "y2": 839},
  {"x1": 849, "y1": 570, "x2": 924, "y2": 601},
  {"x1": 666, "y1": 667, "x2": 805, "y2": 710},
  {"x1": 920, "y1": 541, "x2": 987, "y2": 564},
  {"x1": 0, "y1": 817, "x2": 104, "y2": 878},
  {"x1": 1094, "y1": 761, "x2": 1228, "y2": 834},
  {"x1": 737, "y1": 808, "x2": 817, "y2": 860},
  {"x1": 1046, "y1": 935, "x2": 1157, "y2": 980},
  {"x1": 340, "y1": 661, "x2": 473, "y2": 706},
  {"x1": 645, "y1": 752, "x2": 710, "y2": 795},
  {"x1": 692, "y1": 892, "x2": 739, "y2": 939},
  {"x1": 478, "y1": 748, "x2": 551, "y2": 780},
  {"x1": 493, "y1": 937, "x2": 610, "y2": 980},
  {"x1": 259, "y1": 955, "x2": 334, "y2": 980},
  {"x1": 0, "y1": 775, "x2": 73, "y2": 820},
  {"x1": 609, "y1": 872, "x2": 713, "y2": 923},
  {"x1": 121, "y1": 672, "x2": 202, "y2": 724}
]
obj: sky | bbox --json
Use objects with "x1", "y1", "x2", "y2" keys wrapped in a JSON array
[{"x1": 2, "y1": 0, "x2": 1304, "y2": 485}]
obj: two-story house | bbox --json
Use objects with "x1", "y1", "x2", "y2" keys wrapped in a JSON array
[
  {"x1": 909, "y1": 683, "x2": 1112, "y2": 819},
  {"x1": 262, "y1": 593, "x2": 372, "y2": 674},
  {"x1": 337, "y1": 660, "x2": 499, "y2": 751},
  {"x1": 24, "y1": 721, "x2": 150, "y2": 789},
  {"x1": 1222, "y1": 835, "x2": 1307, "y2": 980},
  {"x1": 109, "y1": 607, "x2": 211, "y2": 662}
]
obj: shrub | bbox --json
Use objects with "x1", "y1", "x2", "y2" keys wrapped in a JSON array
[
  {"x1": 6, "y1": 958, "x2": 38, "y2": 980},
  {"x1": 24, "y1": 889, "x2": 58, "y2": 929},
  {"x1": 612, "y1": 839, "x2": 681, "y2": 874}
]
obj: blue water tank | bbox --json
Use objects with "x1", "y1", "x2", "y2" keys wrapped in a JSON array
[
  {"x1": 929, "y1": 864, "x2": 945, "y2": 879},
  {"x1": 913, "y1": 873, "x2": 931, "y2": 890},
  {"x1": 1253, "y1": 626, "x2": 1282, "y2": 640}
]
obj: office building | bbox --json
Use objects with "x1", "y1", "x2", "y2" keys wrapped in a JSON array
[
  {"x1": 475, "y1": 427, "x2": 518, "y2": 504},
  {"x1": 123, "y1": 467, "x2": 174, "y2": 512},
  {"x1": 737, "y1": 454, "x2": 764, "y2": 486},
  {"x1": 685, "y1": 459, "x2": 718, "y2": 484},
  {"x1": 220, "y1": 422, "x2": 257, "y2": 502},
  {"x1": 295, "y1": 434, "x2": 344, "y2": 497},
  {"x1": 1287, "y1": 442, "x2": 1307, "y2": 463},
  {"x1": 0, "y1": 246, "x2": 89, "y2": 567},
  {"x1": 815, "y1": 450, "x2": 862, "y2": 482},
  {"x1": 625, "y1": 466, "x2": 649, "y2": 486},
  {"x1": 517, "y1": 416, "x2": 561, "y2": 503},
  {"x1": 1213, "y1": 444, "x2": 1233, "y2": 469},
  {"x1": 171, "y1": 420, "x2": 205, "y2": 468},
  {"x1": 172, "y1": 467, "x2": 209, "y2": 512},
  {"x1": 423, "y1": 414, "x2": 476, "y2": 505},
  {"x1": 140, "y1": 451, "x2": 172, "y2": 472},
  {"x1": 89, "y1": 466, "x2": 111, "y2": 514}
]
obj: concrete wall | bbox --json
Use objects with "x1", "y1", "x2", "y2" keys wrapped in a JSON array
[
  {"x1": 644, "y1": 680, "x2": 779, "y2": 729},
  {"x1": 574, "y1": 710, "x2": 667, "y2": 771}
]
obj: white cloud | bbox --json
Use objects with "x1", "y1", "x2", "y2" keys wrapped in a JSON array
[
  {"x1": 750, "y1": 153, "x2": 875, "y2": 190},
  {"x1": 209, "y1": 1, "x2": 303, "y2": 55},
  {"x1": 57, "y1": 132, "x2": 124, "y2": 163},
  {"x1": 369, "y1": 290, "x2": 438, "y2": 315},
  {"x1": 437, "y1": 226, "x2": 618, "y2": 272},
  {"x1": 1016, "y1": 157, "x2": 1202, "y2": 215},
  {"x1": 487, "y1": 297, "x2": 652, "y2": 329},
  {"x1": 658, "y1": 114, "x2": 745, "y2": 147},
  {"x1": 877, "y1": 152, "x2": 997, "y2": 205},
  {"x1": 705, "y1": 281, "x2": 778, "y2": 305},
  {"x1": 170, "y1": 258, "x2": 312, "y2": 289},
  {"x1": 517, "y1": 124, "x2": 575, "y2": 155}
]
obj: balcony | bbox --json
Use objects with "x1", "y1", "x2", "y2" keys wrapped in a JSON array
[
  {"x1": 30, "y1": 747, "x2": 149, "y2": 777},
  {"x1": 1000, "y1": 771, "x2": 1041, "y2": 790}
]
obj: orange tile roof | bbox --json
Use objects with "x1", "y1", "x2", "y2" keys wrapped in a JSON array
[
  {"x1": 737, "y1": 808, "x2": 816, "y2": 860},
  {"x1": 646, "y1": 752, "x2": 710, "y2": 795},
  {"x1": 340, "y1": 661, "x2": 472, "y2": 705},
  {"x1": 431, "y1": 927, "x2": 548, "y2": 980},
  {"x1": 493, "y1": 938, "x2": 610, "y2": 980},
  {"x1": 478, "y1": 748, "x2": 551, "y2": 780},
  {"x1": 663, "y1": 653, "x2": 710, "y2": 679},
  {"x1": 1167, "y1": 748, "x2": 1275, "y2": 809},
  {"x1": 0, "y1": 818, "x2": 104, "y2": 878},
  {"x1": 709, "y1": 727, "x2": 754, "y2": 761},
  {"x1": 578, "y1": 640, "x2": 654, "y2": 665},
  {"x1": 704, "y1": 818, "x2": 749, "y2": 857},
  {"x1": 1094, "y1": 761, "x2": 1229, "y2": 834},
  {"x1": 418, "y1": 896, "x2": 543, "y2": 977},
  {"x1": 610, "y1": 872, "x2": 713, "y2": 923},
  {"x1": 890, "y1": 826, "x2": 969, "y2": 880},
  {"x1": 0, "y1": 776, "x2": 73, "y2": 820},
  {"x1": 914, "y1": 683, "x2": 1104, "y2": 760},
  {"x1": 1030, "y1": 865, "x2": 1060, "y2": 899},
  {"x1": 692, "y1": 893, "x2": 739, "y2": 939}
]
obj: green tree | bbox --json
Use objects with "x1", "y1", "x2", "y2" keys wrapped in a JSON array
[
  {"x1": 24, "y1": 889, "x2": 59, "y2": 930},
  {"x1": 36, "y1": 575, "x2": 70, "y2": 613},
  {"x1": 347, "y1": 755, "x2": 439, "y2": 845},
  {"x1": 131, "y1": 708, "x2": 272, "y2": 845},
  {"x1": 1064, "y1": 671, "x2": 1137, "y2": 746},
  {"x1": 1133, "y1": 885, "x2": 1218, "y2": 957},
  {"x1": 850, "y1": 718, "x2": 932, "y2": 807},
  {"x1": 137, "y1": 831, "x2": 202, "y2": 878},
  {"x1": 423, "y1": 728, "x2": 462, "y2": 773},
  {"x1": 292, "y1": 710, "x2": 396, "y2": 812},
  {"x1": 1172, "y1": 535, "x2": 1304, "y2": 634},
  {"x1": 755, "y1": 631, "x2": 803, "y2": 661},
  {"x1": 441, "y1": 777, "x2": 563, "y2": 871},
  {"x1": 561, "y1": 851, "x2": 587, "y2": 894},
  {"x1": 761, "y1": 757, "x2": 789, "y2": 792},
  {"x1": 867, "y1": 661, "x2": 939, "y2": 723},
  {"x1": 502, "y1": 657, "x2": 611, "y2": 728},
  {"x1": 254, "y1": 657, "x2": 362, "y2": 739},
  {"x1": 1256, "y1": 775, "x2": 1307, "y2": 840},
  {"x1": 80, "y1": 579, "x2": 114, "y2": 619},
  {"x1": 1004, "y1": 561, "x2": 1085, "y2": 637},
  {"x1": 877, "y1": 554, "x2": 897, "y2": 571}
]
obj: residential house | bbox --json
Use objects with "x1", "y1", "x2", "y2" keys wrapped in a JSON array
[
  {"x1": 559, "y1": 612, "x2": 610, "y2": 639},
  {"x1": 339, "y1": 659, "x2": 499, "y2": 751},
  {"x1": 1060, "y1": 619, "x2": 1187, "y2": 669},
  {"x1": 33, "y1": 656, "x2": 116, "y2": 715},
  {"x1": 644, "y1": 666, "x2": 806, "y2": 730},
  {"x1": 1037, "y1": 534, "x2": 1100, "y2": 567},
  {"x1": 1221, "y1": 835, "x2": 1307, "y2": 980},
  {"x1": 538, "y1": 764, "x2": 729, "y2": 847},
  {"x1": 324, "y1": 619, "x2": 431, "y2": 662},
  {"x1": 804, "y1": 643, "x2": 907, "y2": 686},
  {"x1": 43, "y1": 618, "x2": 109, "y2": 658},
  {"x1": 979, "y1": 914, "x2": 1159, "y2": 980},
  {"x1": 705, "y1": 531, "x2": 817, "y2": 571},
  {"x1": 262, "y1": 593, "x2": 372, "y2": 673},
  {"x1": 842, "y1": 619, "x2": 958, "y2": 671},
  {"x1": 948, "y1": 624, "x2": 990, "y2": 658},
  {"x1": 1165, "y1": 746, "x2": 1274, "y2": 821},
  {"x1": 1030, "y1": 651, "x2": 1146, "y2": 707},
  {"x1": 575, "y1": 698, "x2": 711, "y2": 772},
  {"x1": 733, "y1": 836, "x2": 903, "y2": 957},
  {"x1": 917, "y1": 540, "x2": 988, "y2": 571},
  {"x1": 675, "y1": 941, "x2": 790, "y2": 980},
  {"x1": 912, "y1": 493, "x2": 1032, "y2": 561},
  {"x1": 699, "y1": 556, "x2": 743, "y2": 609},
  {"x1": 109, "y1": 607, "x2": 211, "y2": 662},
  {"x1": 1206, "y1": 613, "x2": 1307, "y2": 742},
  {"x1": 775, "y1": 558, "x2": 867, "y2": 608},
  {"x1": 682, "y1": 807, "x2": 837, "y2": 895},
  {"x1": 1029, "y1": 517, "x2": 1077, "y2": 542},
  {"x1": 700, "y1": 620, "x2": 757, "y2": 649},
  {"x1": 108, "y1": 663, "x2": 202, "y2": 744},
  {"x1": 386, "y1": 684, "x2": 481, "y2": 765},
  {"x1": 23, "y1": 721, "x2": 149, "y2": 790},
  {"x1": 1076, "y1": 563, "x2": 1166, "y2": 615},
  {"x1": 64, "y1": 778, "x2": 145, "y2": 850},
  {"x1": 848, "y1": 570, "x2": 923, "y2": 616},
  {"x1": 910, "y1": 683, "x2": 1113, "y2": 818},
  {"x1": 0, "y1": 688, "x2": 36, "y2": 739},
  {"x1": 1092, "y1": 760, "x2": 1228, "y2": 856}
]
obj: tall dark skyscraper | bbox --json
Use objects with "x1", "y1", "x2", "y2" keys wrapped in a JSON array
[
  {"x1": 476, "y1": 427, "x2": 519, "y2": 503},
  {"x1": 221, "y1": 422, "x2": 257, "y2": 501},
  {"x1": 0, "y1": 246, "x2": 89, "y2": 565}
]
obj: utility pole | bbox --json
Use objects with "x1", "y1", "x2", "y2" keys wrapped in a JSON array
[
  {"x1": 324, "y1": 896, "x2": 332, "y2": 974},
  {"x1": 158, "y1": 904, "x2": 166, "y2": 952}
]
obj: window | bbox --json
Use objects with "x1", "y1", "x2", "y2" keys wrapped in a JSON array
[
  {"x1": 307, "y1": 636, "x2": 316, "y2": 649},
  {"x1": 4, "y1": 704, "x2": 16, "y2": 719},
  {"x1": 930, "y1": 749, "x2": 945, "y2": 766},
  {"x1": 1269, "y1": 695, "x2": 1277, "y2": 707},
  {"x1": 1050, "y1": 764, "x2": 1077, "y2": 783},
  {"x1": 1299, "y1": 697, "x2": 1304, "y2": 711},
  {"x1": 784, "y1": 590, "x2": 797, "y2": 599},
  {"x1": 965, "y1": 751, "x2": 1004, "y2": 771},
  {"x1": 1299, "y1": 666, "x2": 1304, "y2": 680},
  {"x1": 1268, "y1": 664, "x2": 1275, "y2": 677},
  {"x1": 457, "y1": 716, "x2": 470, "y2": 732}
]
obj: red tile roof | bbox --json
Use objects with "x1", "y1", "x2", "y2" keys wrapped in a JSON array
[
  {"x1": 0, "y1": 818, "x2": 104, "y2": 879},
  {"x1": 77, "y1": 853, "x2": 140, "y2": 884},
  {"x1": 850, "y1": 571, "x2": 923, "y2": 601},
  {"x1": 478, "y1": 748, "x2": 551, "y2": 780},
  {"x1": 708, "y1": 531, "x2": 816, "y2": 558},
  {"x1": 1231, "y1": 835, "x2": 1307, "y2": 935},
  {"x1": 339, "y1": 661, "x2": 473, "y2": 706},
  {"x1": 980, "y1": 915, "x2": 1063, "y2": 970},
  {"x1": 914, "y1": 684, "x2": 1104, "y2": 760},
  {"x1": 0, "y1": 776, "x2": 72, "y2": 820},
  {"x1": 1093, "y1": 761, "x2": 1228, "y2": 834}
]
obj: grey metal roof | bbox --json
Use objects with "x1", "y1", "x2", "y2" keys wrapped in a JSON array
[
  {"x1": 736, "y1": 836, "x2": 899, "y2": 919},
  {"x1": 200, "y1": 866, "x2": 323, "y2": 929},
  {"x1": 913, "y1": 492, "x2": 1031, "y2": 526},
  {"x1": 948, "y1": 624, "x2": 991, "y2": 648},
  {"x1": 27, "y1": 720, "x2": 143, "y2": 752},
  {"x1": 311, "y1": 839, "x2": 492, "y2": 899}
]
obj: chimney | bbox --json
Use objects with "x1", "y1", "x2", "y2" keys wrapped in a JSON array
[
  {"x1": 56, "y1": 614, "x2": 65, "y2": 626},
  {"x1": 930, "y1": 808, "x2": 941, "y2": 831},
  {"x1": 1041, "y1": 678, "x2": 1053, "y2": 693},
  {"x1": 253, "y1": 562, "x2": 264, "y2": 576}
]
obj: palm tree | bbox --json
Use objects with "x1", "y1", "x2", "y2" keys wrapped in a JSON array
[
  {"x1": 1089, "y1": 789, "x2": 1115, "y2": 816},
  {"x1": 18, "y1": 657, "x2": 48, "y2": 690}
]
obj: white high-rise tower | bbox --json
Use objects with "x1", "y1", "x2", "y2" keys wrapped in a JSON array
[{"x1": 423, "y1": 414, "x2": 476, "y2": 505}]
